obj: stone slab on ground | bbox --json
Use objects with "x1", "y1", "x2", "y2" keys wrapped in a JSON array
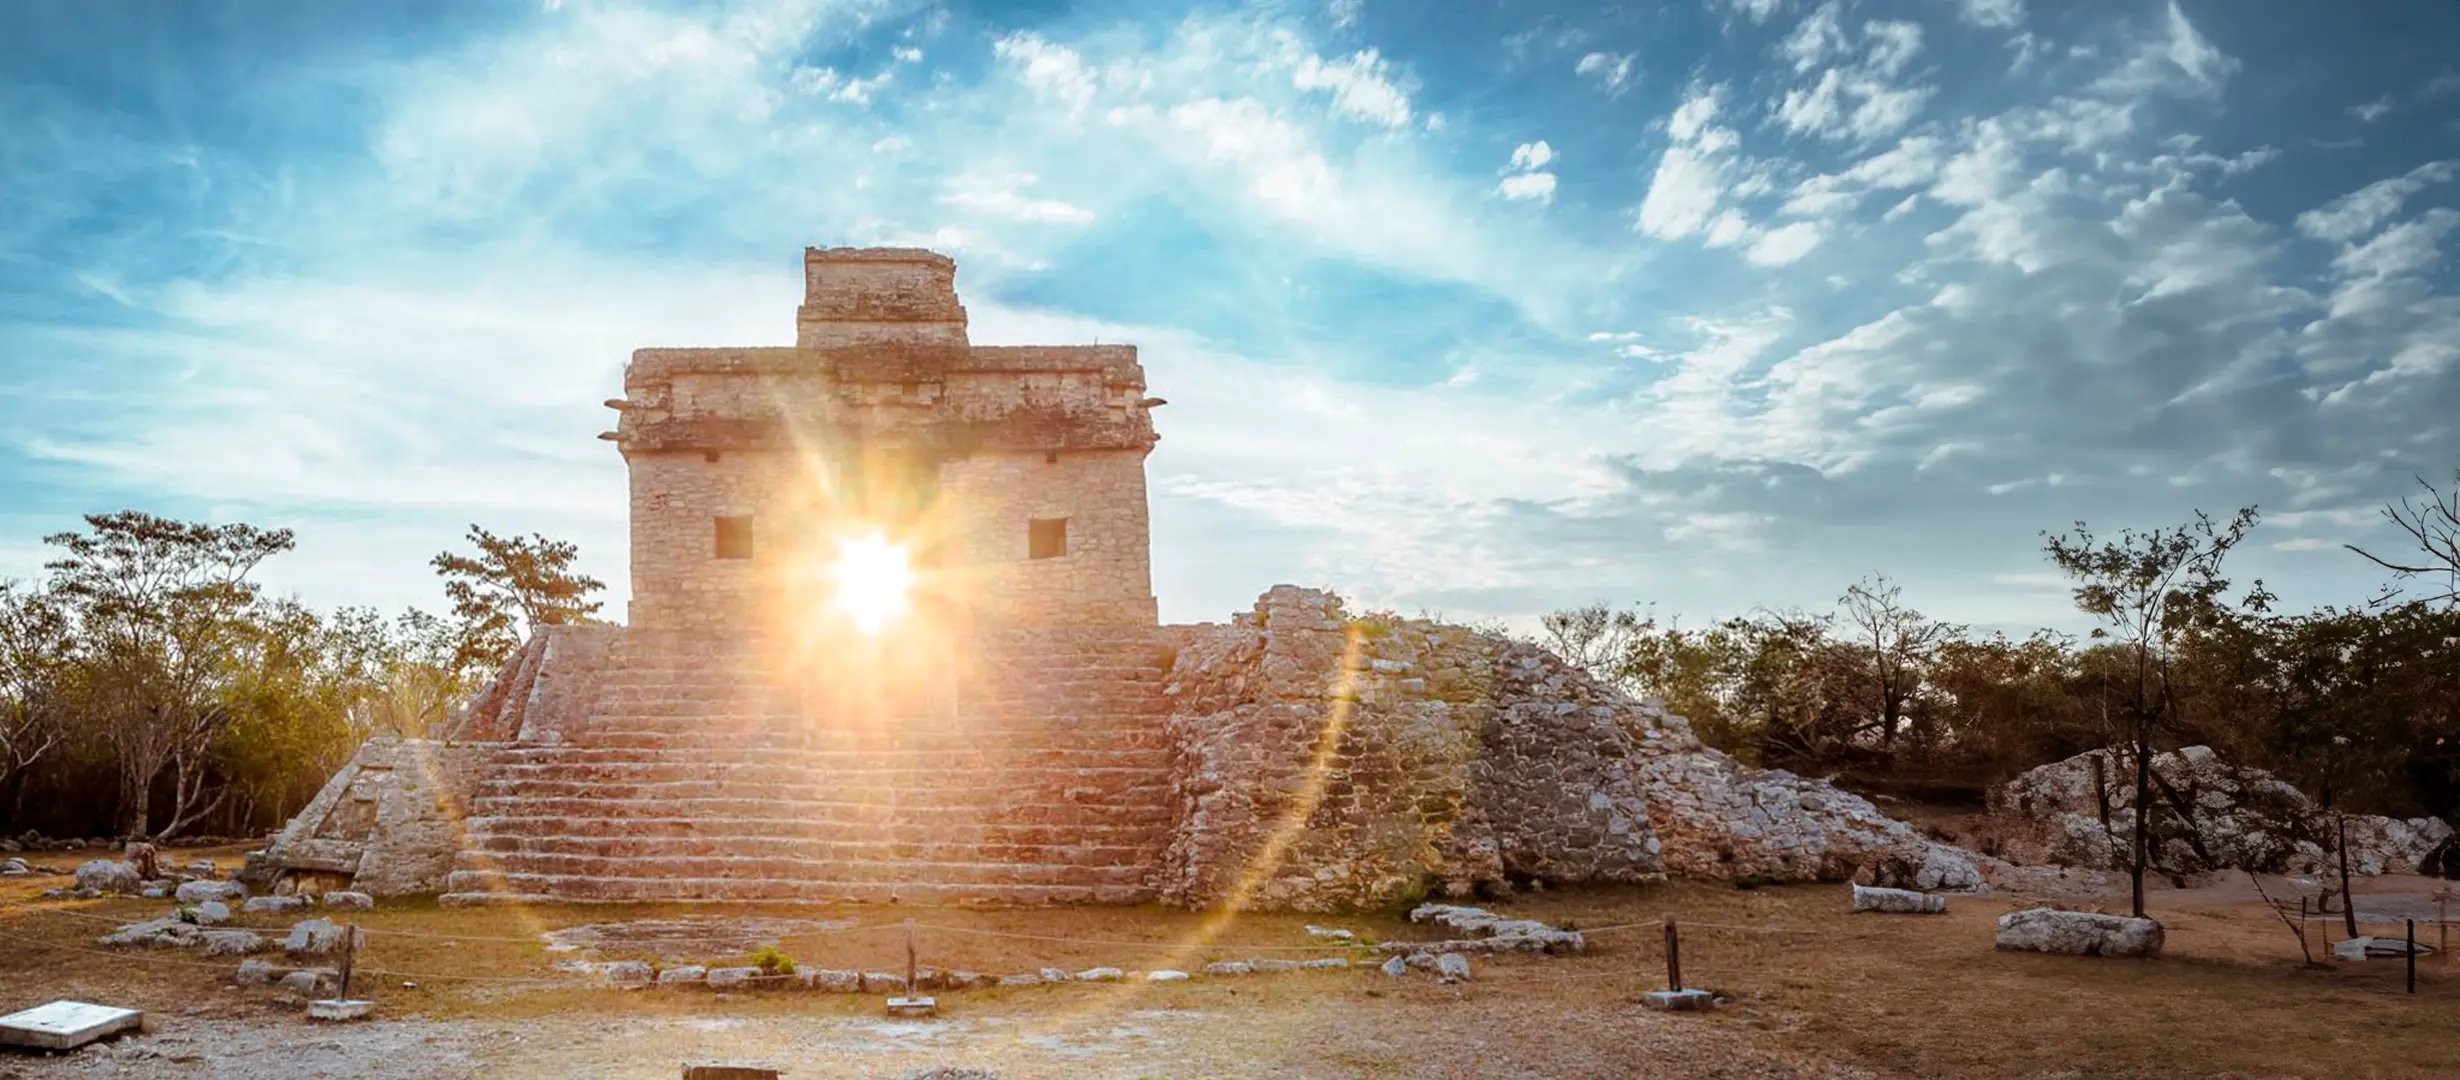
[
  {"x1": 1995, "y1": 908, "x2": 2164, "y2": 958},
  {"x1": 1852, "y1": 884, "x2": 1947, "y2": 914},
  {"x1": 307, "y1": 999, "x2": 376, "y2": 1022},
  {"x1": 2333, "y1": 936, "x2": 2436, "y2": 962},
  {"x1": 1641, "y1": 989, "x2": 1717, "y2": 1011},
  {"x1": 682, "y1": 1063, "x2": 781, "y2": 1079},
  {"x1": 885, "y1": 996, "x2": 938, "y2": 1017},
  {"x1": 0, "y1": 1000, "x2": 144, "y2": 1050}
]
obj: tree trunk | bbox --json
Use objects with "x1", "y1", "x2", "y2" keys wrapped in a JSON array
[
  {"x1": 2131, "y1": 718, "x2": 2152, "y2": 919},
  {"x1": 119, "y1": 764, "x2": 151, "y2": 840},
  {"x1": 2337, "y1": 812, "x2": 2358, "y2": 939}
]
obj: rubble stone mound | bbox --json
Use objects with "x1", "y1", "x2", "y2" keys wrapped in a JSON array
[{"x1": 1991, "y1": 745, "x2": 2454, "y2": 877}]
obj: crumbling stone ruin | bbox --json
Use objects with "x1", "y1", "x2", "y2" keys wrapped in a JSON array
[
  {"x1": 1989, "y1": 745, "x2": 2454, "y2": 878},
  {"x1": 258, "y1": 247, "x2": 1981, "y2": 910}
]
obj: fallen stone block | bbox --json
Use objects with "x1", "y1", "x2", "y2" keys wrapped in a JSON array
[
  {"x1": 860, "y1": 971, "x2": 906, "y2": 994},
  {"x1": 175, "y1": 880, "x2": 245, "y2": 905},
  {"x1": 284, "y1": 918, "x2": 348, "y2": 957},
  {"x1": 1203, "y1": 961, "x2": 1253, "y2": 976},
  {"x1": 1995, "y1": 908, "x2": 2163, "y2": 958},
  {"x1": 1303, "y1": 925, "x2": 1356, "y2": 942},
  {"x1": 321, "y1": 891, "x2": 374, "y2": 911},
  {"x1": 808, "y1": 969, "x2": 862, "y2": 993},
  {"x1": 707, "y1": 966, "x2": 761, "y2": 991},
  {"x1": 1, "y1": 857, "x2": 29, "y2": 876},
  {"x1": 73, "y1": 860, "x2": 142, "y2": 896},
  {"x1": 201, "y1": 930, "x2": 268, "y2": 956},
  {"x1": 657, "y1": 965, "x2": 708, "y2": 987},
  {"x1": 1248, "y1": 958, "x2": 1303, "y2": 973},
  {"x1": 188, "y1": 900, "x2": 232, "y2": 926},
  {"x1": 242, "y1": 896, "x2": 308, "y2": 915},
  {"x1": 0, "y1": 1000, "x2": 144, "y2": 1050},
  {"x1": 944, "y1": 970, "x2": 992, "y2": 989},
  {"x1": 235, "y1": 959, "x2": 277, "y2": 986},
  {"x1": 683, "y1": 1063, "x2": 781, "y2": 1080},
  {"x1": 186, "y1": 859, "x2": 216, "y2": 879},
  {"x1": 605, "y1": 961, "x2": 655, "y2": 988},
  {"x1": 1035, "y1": 967, "x2": 1071, "y2": 984},
  {"x1": 1437, "y1": 954, "x2": 1471, "y2": 983},
  {"x1": 1302, "y1": 957, "x2": 1352, "y2": 971},
  {"x1": 1146, "y1": 970, "x2": 1189, "y2": 982},
  {"x1": 1380, "y1": 956, "x2": 1409, "y2": 978},
  {"x1": 1074, "y1": 967, "x2": 1124, "y2": 982},
  {"x1": 1852, "y1": 884, "x2": 1947, "y2": 914},
  {"x1": 996, "y1": 972, "x2": 1041, "y2": 988},
  {"x1": 141, "y1": 883, "x2": 171, "y2": 899},
  {"x1": 276, "y1": 969, "x2": 339, "y2": 996}
]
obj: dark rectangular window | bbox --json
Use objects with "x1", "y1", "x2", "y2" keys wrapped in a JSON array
[
  {"x1": 715, "y1": 516, "x2": 754, "y2": 560},
  {"x1": 1028, "y1": 517, "x2": 1068, "y2": 560}
]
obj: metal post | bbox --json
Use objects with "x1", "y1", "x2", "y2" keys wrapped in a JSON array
[
  {"x1": 905, "y1": 918, "x2": 919, "y2": 997},
  {"x1": 1663, "y1": 916, "x2": 1683, "y2": 994},
  {"x1": 336, "y1": 924, "x2": 360, "y2": 1000}
]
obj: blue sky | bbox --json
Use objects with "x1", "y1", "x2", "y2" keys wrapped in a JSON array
[{"x1": 2, "y1": 0, "x2": 2456, "y2": 634}]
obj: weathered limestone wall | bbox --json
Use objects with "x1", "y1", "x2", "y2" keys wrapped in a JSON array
[
  {"x1": 625, "y1": 449, "x2": 820, "y2": 630},
  {"x1": 449, "y1": 625, "x2": 621, "y2": 744},
  {"x1": 941, "y1": 448, "x2": 1157, "y2": 626},
  {"x1": 797, "y1": 247, "x2": 968, "y2": 347},
  {"x1": 1157, "y1": 588, "x2": 1665, "y2": 911},
  {"x1": 254, "y1": 738, "x2": 493, "y2": 896},
  {"x1": 1156, "y1": 587, "x2": 1984, "y2": 910}
]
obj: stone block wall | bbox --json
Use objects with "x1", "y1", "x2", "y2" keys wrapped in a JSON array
[
  {"x1": 940, "y1": 448, "x2": 1157, "y2": 626},
  {"x1": 625, "y1": 449, "x2": 827, "y2": 631},
  {"x1": 797, "y1": 247, "x2": 967, "y2": 347}
]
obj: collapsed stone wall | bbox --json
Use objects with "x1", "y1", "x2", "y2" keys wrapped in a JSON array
[
  {"x1": 1991, "y1": 745, "x2": 2455, "y2": 877},
  {"x1": 446, "y1": 625, "x2": 619, "y2": 744},
  {"x1": 1156, "y1": 587, "x2": 1981, "y2": 911},
  {"x1": 248, "y1": 738, "x2": 492, "y2": 896}
]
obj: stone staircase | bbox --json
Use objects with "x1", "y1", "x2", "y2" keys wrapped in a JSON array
[{"x1": 437, "y1": 628, "x2": 1179, "y2": 906}]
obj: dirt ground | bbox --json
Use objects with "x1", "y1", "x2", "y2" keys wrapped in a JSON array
[{"x1": 2, "y1": 844, "x2": 2455, "y2": 1080}]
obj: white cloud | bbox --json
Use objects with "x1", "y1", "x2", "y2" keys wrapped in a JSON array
[
  {"x1": 2296, "y1": 161, "x2": 2459, "y2": 242},
  {"x1": 2348, "y1": 96, "x2": 2394, "y2": 123},
  {"x1": 1956, "y1": 0, "x2": 2024, "y2": 29},
  {"x1": 1781, "y1": 3, "x2": 1845, "y2": 73},
  {"x1": 1715, "y1": 0, "x2": 1788, "y2": 25},
  {"x1": 1576, "y1": 52, "x2": 1636, "y2": 96},
  {"x1": 1863, "y1": 21, "x2": 1924, "y2": 78},
  {"x1": 2095, "y1": 1, "x2": 2239, "y2": 99},
  {"x1": 938, "y1": 173, "x2": 1097, "y2": 225},
  {"x1": 1292, "y1": 48, "x2": 1414, "y2": 127},
  {"x1": 791, "y1": 64, "x2": 894, "y2": 104},
  {"x1": 1636, "y1": 89, "x2": 1738, "y2": 240},
  {"x1": 1748, "y1": 221, "x2": 1825, "y2": 266},
  {"x1": 992, "y1": 32, "x2": 1098, "y2": 113},
  {"x1": 1329, "y1": 0, "x2": 1363, "y2": 29},
  {"x1": 1772, "y1": 15, "x2": 1933, "y2": 141},
  {"x1": 1510, "y1": 141, "x2": 1556, "y2": 171},
  {"x1": 1497, "y1": 172, "x2": 1557, "y2": 203}
]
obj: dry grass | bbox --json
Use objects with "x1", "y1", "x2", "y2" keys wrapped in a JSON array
[{"x1": 2, "y1": 845, "x2": 2455, "y2": 1079}]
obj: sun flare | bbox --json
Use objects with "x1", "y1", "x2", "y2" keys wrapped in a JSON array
[{"x1": 827, "y1": 532, "x2": 912, "y2": 635}]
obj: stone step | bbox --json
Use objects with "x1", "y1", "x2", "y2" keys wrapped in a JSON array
[
  {"x1": 565, "y1": 728, "x2": 1169, "y2": 751},
  {"x1": 438, "y1": 876, "x2": 1154, "y2": 907},
  {"x1": 484, "y1": 744, "x2": 1173, "y2": 768},
  {"x1": 442, "y1": 851, "x2": 1151, "y2": 887},
  {"x1": 463, "y1": 795, "x2": 1172, "y2": 824},
  {"x1": 467, "y1": 833, "x2": 1159, "y2": 866},
  {"x1": 468, "y1": 775, "x2": 1174, "y2": 804},
  {"x1": 464, "y1": 814, "x2": 1170, "y2": 847}
]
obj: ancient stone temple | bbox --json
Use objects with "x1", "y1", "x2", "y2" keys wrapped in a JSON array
[{"x1": 255, "y1": 247, "x2": 1981, "y2": 911}]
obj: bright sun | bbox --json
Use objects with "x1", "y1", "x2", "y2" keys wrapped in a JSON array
[{"x1": 827, "y1": 532, "x2": 912, "y2": 635}]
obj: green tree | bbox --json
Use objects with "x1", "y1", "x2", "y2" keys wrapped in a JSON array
[
  {"x1": 431, "y1": 525, "x2": 606, "y2": 673},
  {"x1": 0, "y1": 581, "x2": 70, "y2": 797},
  {"x1": 2042, "y1": 506, "x2": 2259, "y2": 918},
  {"x1": 42, "y1": 511, "x2": 296, "y2": 838}
]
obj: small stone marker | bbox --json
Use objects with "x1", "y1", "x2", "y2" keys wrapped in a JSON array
[
  {"x1": 682, "y1": 1063, "x2": 781, "y2": 1080},
  {"x1": 885, "y1": 918, "x2": 937, "y2": 1018},
  {"x1": 0, "y1": 1000, "x2": 143, "y2": 1050},
  {"x1": 306, "y1": 999, "x2": 375, "y2": 1022},
  {"x1": 1641, "y1": 989, "x2": 1717, "y2": 1011},
  {"x1": 1851, "y1": 884, "x2": 1947, "y2": 914},
  {"x1": 1436, "y1": 953, "x2": 1472, "y2": 983}
]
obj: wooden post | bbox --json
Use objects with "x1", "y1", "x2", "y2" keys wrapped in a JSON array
[
  {"x1": 2439, "y1": 892, "x2": 2449, "y2": 961},
  {"x1": 905, "y1": 918, "x2": 919, "y2": 997},
  {"x1": 335, "y1": 924, "x2": 361, "y2": 1000},
  {"x1": 2408, "y1": 920, "x2": 2417, "y2": 995},
  {"x1": 1662, "y1": 916, "x2": 1683, "y2": 993},
  {"x1": 2297, "y1": 895, "x2": 2307, "y2": 961}
]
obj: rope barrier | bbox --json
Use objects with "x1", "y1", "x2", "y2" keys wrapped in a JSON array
[
  {"x1": 0, "y1": 903, "x2": 909, "y2": 945},
  {"x1": 902, "y1": 921, "x2": 1365, "y2": 952}
]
